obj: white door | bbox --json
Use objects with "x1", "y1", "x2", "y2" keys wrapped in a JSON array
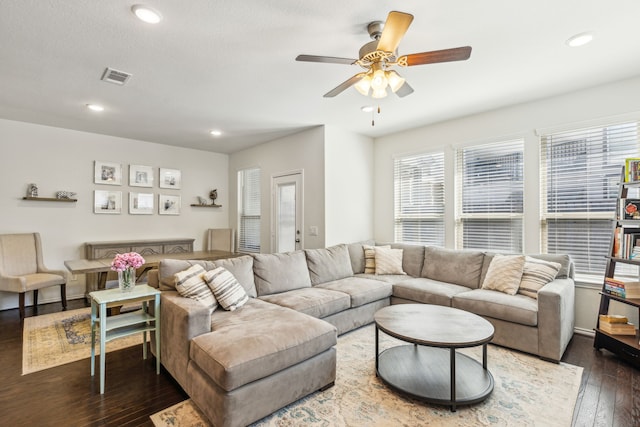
[{"x1": 272, "y1": 173, "x2": 303, "y2": 253}]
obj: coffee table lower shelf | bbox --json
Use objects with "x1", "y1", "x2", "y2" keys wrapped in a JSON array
[{"x1": 377, "y1": 345, "x2": 494, "y2": 411}]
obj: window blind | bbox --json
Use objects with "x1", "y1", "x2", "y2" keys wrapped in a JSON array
[
  {"x1": 456, "y1": 139, "x2": 524, "y2": 252},
  {"x1": 540, "y1": 122, "x2": 639, "y2": 280},
  {"x1": 394, "y1": 152, "x2": 445, "y2": 246},
  {"x1": 238, "y1": 168, "x2": 261, "y2": 253}
]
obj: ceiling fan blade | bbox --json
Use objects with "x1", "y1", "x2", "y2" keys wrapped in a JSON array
[
  {"x1": 376, "y1": 11, "x2": 414, "y2": 53},
  {"x1": 398, "y1": 46, "x2": 472, "y2": 66},
  {"x1": 323, "y1": 74, "x2": 364, "y2": 98},
  {"x1": 395, "y1": 81, "x2": 414, "y2": 98},
  {"x1": 296, "y1": 54, "x2": 356, "y2": 65}
]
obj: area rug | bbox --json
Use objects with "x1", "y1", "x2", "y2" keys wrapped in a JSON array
[
  {"x1": 150, "y1": 324, "x2": 583, "y2": 427},
  {"x1": 22, "y1": 307, "x2": 143, "y2": 375}
]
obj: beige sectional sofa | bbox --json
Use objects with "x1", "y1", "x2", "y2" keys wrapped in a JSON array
[{"x1": 149, "y1": 242, "x2": 575, "y2": 427}]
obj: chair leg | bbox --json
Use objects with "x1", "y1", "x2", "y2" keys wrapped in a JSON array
[
  {"x1": 19, "y1": 292, "x2": 25, "y2": 320},
  {"x1": 33, "y1": 289, "x2": 38, "y2": 314},
  {"x1": 60, "y1": 283, "x2": 67, "y2": 310}
]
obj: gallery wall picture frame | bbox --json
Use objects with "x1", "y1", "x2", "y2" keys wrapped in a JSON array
[
  {"x1": 94, "y1": 190, "x2": 122, "y2": 214},
  {"x1": 129, "y1": 192, "x2": 154, "y2": 215},
  {"x1": 159, "y1": 194, "x2": 181, "y2": 215},
  {"x1": 94, "y1": 161, "x2": 123, "y2": 186},
  {"x1": 159, "y1": 168, "x2": 181, "y2": 189},
  {"x1": 129, "y1": 165, "x2": 154, "y2": 188}
]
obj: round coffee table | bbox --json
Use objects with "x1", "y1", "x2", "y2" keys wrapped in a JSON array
[{"x1": 374, "y1": 304, "x2": 495, "y2": 411}]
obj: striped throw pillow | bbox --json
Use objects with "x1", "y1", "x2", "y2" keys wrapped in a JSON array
[
  {"x1": 174, "y1": 264, "x2": 218, "y2": 312},
  {"x1": 374, "y1": 246, "x2": 406, "y2": 275},
  {"x1": 204, "y1": 267, "x2": 249, "y2": 311},
  {"x1": 363, "y1": 245, "x2": 390, "y2": 274},
  {"x1": 518, "y1": 256, "x2": 561, "y2": 299}
]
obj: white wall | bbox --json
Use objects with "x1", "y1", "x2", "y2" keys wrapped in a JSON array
[
  {"x1": 324, "y1": 126, "x2": 374, "y2": 246},
  {"x1": 0, "y1": 119, "x2": 229, "y2": 309},
  {"x1": 374, "y1": 75, "x2": 640, "y2": 331},
  {"x1": 229, "y1": 126, "x2": 326, "y2": 251}
]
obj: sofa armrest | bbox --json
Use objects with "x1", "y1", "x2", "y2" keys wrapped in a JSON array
[
  {"x1": 158, "y1": 291, "x2": 212, "y2": 389},
  {"x1": 537, "y1": 278, "x2": 575, "y2": 361},
  {"x1": 147, "y1": 269, "x2": 159, "y2": 288}
]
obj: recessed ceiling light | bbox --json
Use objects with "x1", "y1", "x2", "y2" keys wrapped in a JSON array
[
  {"x1": 86, "y1": 104, "x2": 104, "y2": 112},
  {"x1": 361, "y1": 106, "x2": 374, "y2": 113},
  {"x1": 566, "y1": 32, "x2": 594, "y2": 47},
  {"x1": 131, "y1": 5, "x2": 163, "y2": 24},
  {"x1": 210, "y1": 130, "x2": 222, "y2": 137}
]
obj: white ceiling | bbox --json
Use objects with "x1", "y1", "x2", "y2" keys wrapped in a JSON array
[{"x1": 1, "y1": 1, "x2": 640, "y2": 154}]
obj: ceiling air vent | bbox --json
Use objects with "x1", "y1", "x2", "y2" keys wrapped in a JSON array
[{"x1": 101, "y1": 67, "x2": 132, "y2": 85}]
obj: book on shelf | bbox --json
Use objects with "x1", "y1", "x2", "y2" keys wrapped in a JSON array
[
  {"x1": 620, "y1": 199, "x2": 640, "y2": 220},
  {"x1": 599, "y1": 319, "x2": 637, "y2": 336},
  {"x1": 625, "y1": 158, "x2": 640, "y2": 182},
  {"x1": 612, "y1": 227, "x2": 640, "y2": 259},
  {"x1": 602, "y1": 277, "x2": 640, "y2": 299},
  {"x1": 599, "y1": 314, "x2": 629, "y2": 324}
]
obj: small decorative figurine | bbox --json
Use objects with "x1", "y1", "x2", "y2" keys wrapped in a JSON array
[
  {"x1": 209, "y1": 189, "x2": 218, "y2": 205},
  {"x1": 27, "y1": 183, "x2": 38, "y2": 197}
]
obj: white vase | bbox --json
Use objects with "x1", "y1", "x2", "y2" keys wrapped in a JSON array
[{"x1": 118, "y1": 268, "x2": 136, "y2": 292}]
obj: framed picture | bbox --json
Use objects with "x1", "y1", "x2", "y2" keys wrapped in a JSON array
[
  {"x1": 159, "y1": 194, "x2": 181, "y2": 215},
  {"x1": 129, "y1": 192, "x2": 154, "y2": 215},
  {"x1": 159, "y1": 168, "x2": 181, "y2": 189},
  {"x1": 94, "y1": 161, "x2": 122, "y2": 185},
  {"x1": 94, "y1": 190, "x2": 122, "y2": 214},
  {"x1": 129, "y1": 165, "x2": 154, "y2": 187}
]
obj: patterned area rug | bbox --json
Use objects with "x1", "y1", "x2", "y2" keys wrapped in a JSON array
[
  {"x1": 22, "y1": 307, "x2": 143, "y2": 375},
  {"x1": 151, "y1": 324, "x2": 583, "y2": 427}
]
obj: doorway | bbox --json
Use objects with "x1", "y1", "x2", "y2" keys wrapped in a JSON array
[{"x1": 272, "y1": 172, "x2": 303, "y2": 253}]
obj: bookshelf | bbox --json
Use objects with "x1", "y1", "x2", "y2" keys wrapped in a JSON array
[{"x1": 593, "y1": 165, "x2": 640, "y2": 367}]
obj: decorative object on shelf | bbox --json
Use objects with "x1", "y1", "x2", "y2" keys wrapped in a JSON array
[
  {"x1": 56, "y1": 191, "x2": 77, "y2": 200},
  {"x1": 129, "y1": 164, "x2": 154, "y2": 187},
  {"x1": 94, "y1": 190, "x2": 122, "y2": 214},
  {"x1": 110, "y1": 252, "x2": 145, "y2": 292},
  {"x1": 94, "y1": 161, "x2": 123, "y2": 186},
  {"x1": 191, "y1": 189, "x2": 222, "y2": 208},
  {"x1": 625, "y1": 157, "x2": 640, "y2": 182},
  {"x1": 159, "y1": 194, "x2": 181, "y2": 215},
  {"x1": 129, "y1": 192, "x2": 154, "y2": 215},
  {"x1": 27, "y1": 183, "x2": 38, "y2": 197},
  {"x1": 159, "y1": 168, "x2": 181, "y2": 189}
]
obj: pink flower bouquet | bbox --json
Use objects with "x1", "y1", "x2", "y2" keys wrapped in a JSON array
[{"x1": 111, "y1": 252, "x2": 146, "y2": 272}]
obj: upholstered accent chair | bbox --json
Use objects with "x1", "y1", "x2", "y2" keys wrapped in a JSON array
[
  {"x1": 206, "y1": 228, "x2": 235, "y2": 252},
  {"x1": 0, "y1": 233, "x2": 67, "y2": 319}
]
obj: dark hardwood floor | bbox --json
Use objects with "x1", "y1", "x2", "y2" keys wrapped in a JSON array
[{"x1": 0, "y1": 299, "x2": 638, "y2": 426}]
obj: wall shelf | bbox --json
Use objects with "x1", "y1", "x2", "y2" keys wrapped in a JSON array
[
  {"x1": 190, "y1": 204, "x2": 222, "y2": 208},
  {"x1": 22, "y1": 196, "x2": 77, "y2": 202}
]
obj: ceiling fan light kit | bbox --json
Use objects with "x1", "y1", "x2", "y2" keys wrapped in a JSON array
[{"x1": 296, "y1": 10, "x2": 472, "y2": 100}]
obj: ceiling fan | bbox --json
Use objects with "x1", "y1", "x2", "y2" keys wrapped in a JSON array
[{"x1": 296, "y1": 11, "x2": 472, "y2": 99}]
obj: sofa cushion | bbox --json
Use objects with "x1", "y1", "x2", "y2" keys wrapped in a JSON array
[
  {"x1": 158, "y1": 259, "x2": 216, "y2": 291},
  {"x1": 305, "y1": 244, "x2": 353, "y2": 285},
  {"x1": 355, "y1": 273, "x2": 414, "y2": 284},
  {"x1": 518, "y1": 256, "x2": 561, "y2": 299},
  {"x1": 253, "y1": 251, "x2": 311, "y2": 296},
  {"x1": 363, "y1": 244, "x2": 389, "y2": 274},
  {"x1": 452, "y1": 289, "x2": 538, "y2": 326},
  {"x1": 315, "y1": 276, "x2": 392, "y2": 308},
  {"x1": 203, "y1": 267, "x2": 249, "y2": 311},
  {"x1": 387, "y1": 243, "x2": 426, "y2": 278},
  {"x1": 259, "y1": 287, "x2": 350, "y2": 318},
  {"x1": 374, "y1": 247, "x2": 406, "y2": 275},
  {"x1": 393, "y1": 278, "x2": 472, "y2": 307},
  {"x1": 174, "y1": 264, "x2": 218, "y2": 311},
  {"x1": 347, "y1": 240, "x2": 375, "y2": 274},
  {"x1": 193, "y1": 298, "x2": 336, "y2": 392},
  {"x1": 213, "y1": 255, "x2": 257, "y2": 297},
  {"x1": 421, "y1": 246, "x2": 485, "y2": 289},
  {"x1": 481, "y1": 254, "x2": 525, "y2": 295}
]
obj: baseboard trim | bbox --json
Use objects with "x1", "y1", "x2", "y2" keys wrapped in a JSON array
[{"x1": 574, "y1": 327, "x2": 595, "y2": 337}]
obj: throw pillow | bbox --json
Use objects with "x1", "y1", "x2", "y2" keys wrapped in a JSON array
[
  {"x1": 374, "y1": 246, "x2": 406, "y2": 275},
  {"x1": 174, "y1": 264, "x2": 218, "y2": 312},
  {"x1": 481, "y1": 254, "x2": 525, "y2": 295},
  {"x1": 363, "y1": 245, "x2": 390, "y2": 274},
  {"x1": 204, "y1": 267, "x2": 249, "y2": 311},
  {"x1": 518, "y1": 256, "x2": 561, "y2": 299}
]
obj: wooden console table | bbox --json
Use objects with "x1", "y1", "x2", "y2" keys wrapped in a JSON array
[{"x1": 81, "y1": 238, "x2": 195, "y2": 293}]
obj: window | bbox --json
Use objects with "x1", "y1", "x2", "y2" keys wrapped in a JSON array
[
  {"x1": 238, "y1": 168, "x2": 261, "y2": 253},
  {"x1": 456, "y1": 139, "x2": 524, "y2": 252},
  {"x1": 394, "y1": 152, "x2": 444, "y2": 246},
  {"x1": 541, "y1": 122, "x2": 639, "y2": 280}
]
